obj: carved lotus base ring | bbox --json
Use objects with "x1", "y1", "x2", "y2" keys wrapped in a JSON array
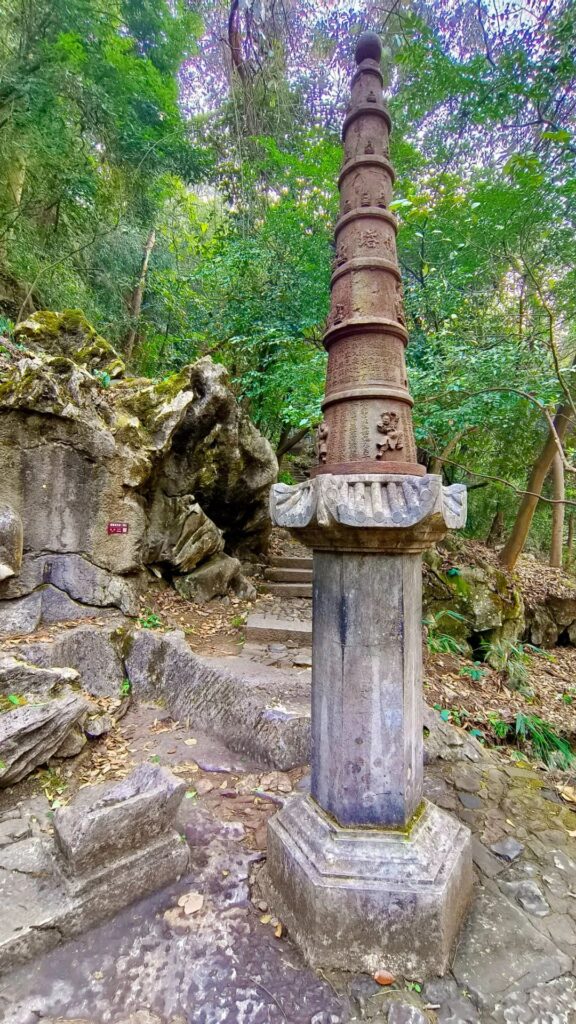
[{"x1": 269, "y1": 473, "x2": 467, "y2": 553}]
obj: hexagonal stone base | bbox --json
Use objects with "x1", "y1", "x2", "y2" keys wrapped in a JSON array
[{"x1": 262, "y1": 795, "x2": 473, "y2": 976}]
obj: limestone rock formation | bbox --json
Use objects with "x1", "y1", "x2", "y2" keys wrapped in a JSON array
[
  {"x1": 0, "y1": 311, "x2": 277, "y2": 635},
  {"x1": 0, "y1": 688, "x2": 89, "y2": 786}
]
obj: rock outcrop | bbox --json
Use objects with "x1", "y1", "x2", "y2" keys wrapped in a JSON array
[
  {"x1": 424, "y1": 540, "x2": 576, "y2": 651},
  {"x1": 0, "y1": 653, "x2": 89, "y2": 785},
  {"x1": 0, "y1": 312, "x2": 277, "y2": 635}
]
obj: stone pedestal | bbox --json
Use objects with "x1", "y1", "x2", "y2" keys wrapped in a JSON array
[
  {"x1": 264, "y1": 795, "x2": 472, "y2": 976},
  {"x1": 262, "y1": 473, "x2": 473, "y2": 975}
]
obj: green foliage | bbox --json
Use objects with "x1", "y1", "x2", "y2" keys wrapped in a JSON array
[
  {"x1": 120, "y1": 678, "x2": 132, "y2": 696},
  {"x1": 487, "y1": 710, "x2": 573, "y2": 767},
  {"x1": 424, "y1": 610, "x2": 469, "y2": 655},
  {"x1": 138, "y1": 610, "x2": 162, "y2": 629}
]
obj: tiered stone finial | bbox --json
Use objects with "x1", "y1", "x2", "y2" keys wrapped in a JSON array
[
  {"x1": 263, "y1": 32, "x2": 472, "y2": 979},
  {"x1": 316, "y1": 30, "x2": 422, "y2": 477}
]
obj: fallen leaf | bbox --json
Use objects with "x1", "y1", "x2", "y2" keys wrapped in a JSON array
[
  {"x1": 558, "y1": 784, "x2": 576, "y2": 804},
  {"x1": 274, "y1": 922, "x2": 284, "y2": 939},
  {"x1": 260, "y1": 914, "x2": 272, "y2": 924},
  {"x1": 374, "y1": 969, "x2": 395, "y2": 986},
  {"x1": 184, "y1": 738, "x2": 197, "y2": 746},
  {"x1": 177, "y1": 891, "x2": 204, "y2": 915}
]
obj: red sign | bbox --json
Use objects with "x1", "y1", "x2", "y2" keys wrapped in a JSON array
[{"x1": 107, "y1": 522, "x2": 129, "y2": 535}]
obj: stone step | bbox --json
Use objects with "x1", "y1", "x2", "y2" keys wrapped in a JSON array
[
  {"x1": 245, "y1": 614, "x2": 312, "y2": 646},
  {"x1": 270, "y1": 555, "x2": 313, "y2": 570},
  {"x1": 264, "y1": 567, "x2": 313, "y2": 583},
  {"x1": 265, "y1": 582, "x2": 313, "y2": 599}
]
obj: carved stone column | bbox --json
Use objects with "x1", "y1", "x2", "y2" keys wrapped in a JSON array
[{"x1": 261, "y1": 33, "x2": 472, "y2": 977}]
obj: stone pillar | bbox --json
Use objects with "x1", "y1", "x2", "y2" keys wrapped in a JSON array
[
  {"x1": 262, "y1": 32, "x2": 472, "y2": 978},
  {"x1": 311, "y1": 549, "x2": 423, "y2": 828}
]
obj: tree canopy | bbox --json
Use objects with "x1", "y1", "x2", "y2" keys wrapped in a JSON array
[{"x1": 1, "y1": 0, "x2": 575, "y2": 566}]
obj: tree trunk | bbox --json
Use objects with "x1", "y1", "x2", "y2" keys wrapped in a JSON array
[
  {"x1": 429, "y1": 426, "x2": 478, "y2": 477},
  {"x1": 499, "y1": 403, "x2": 572, "y2": 570},
  {"x1": 567, "y1": 513, "x2": 575, "y2": 571},
  {"x1": 550, "y1": 452, "x2": 565, "y2": 567},
  {"x1": 124, "y1": 227, "x2": 156, "y2": 362},
  {"x1": 486, "y1": 505, "x2": 504, "y2": 548},
  {"x1": 276, "y1": 425, "x2": 311, "y2": 460}
]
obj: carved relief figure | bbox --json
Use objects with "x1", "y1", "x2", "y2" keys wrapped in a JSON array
[
  {"x1": 364, "y1": 140, "x2": 375, "y2": 154},
  {"x1": 376, "y1": 187, "x2": 388, "y2": 209},
  {"x1": 366, "y1": 89, "x2": 377, "y2": 103},
  {"x1": 316, "y1": 421, "x2": 329, "y2": 464},
  {"x1": 376, "y1": 411, "x2": 404, "y2": 457}
]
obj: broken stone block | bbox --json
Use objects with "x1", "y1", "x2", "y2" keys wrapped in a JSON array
[
  {"x1": 174, "y1": 553, "x2": 243, "y2": 602},
  {"x1": 0, "y1": 504, "x2": 22, "y2": 582},
  {"x1": 53, "y1": 761, "x2": 186, "y2": 879},
  {"x1": 17, "y1": 622, "x2": 127, "y2": 697},
  {"x1": 53, "y1": 723, "x2": 87, "y2": 758},
  {"x1": 0, "y1": 690, "x2": 89, "y2": 785},
  {"x1": 0, "y1": 654, "x2": 80, "y2": 695}
]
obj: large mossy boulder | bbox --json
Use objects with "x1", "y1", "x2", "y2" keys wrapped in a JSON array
[
  {"x1": 423, "y1": 544, "x2": 525, "y2": 652},
  {"x1": 423, "y1": 540, "x2": 576, "y2": 651},
  {"x1": 0, "y1": 312, "x2": 277, "y2": 635}
]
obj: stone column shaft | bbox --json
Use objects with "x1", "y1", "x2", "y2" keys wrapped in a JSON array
[{"x1": 311, "y1": 550, "x2": 423, "y2": 827}]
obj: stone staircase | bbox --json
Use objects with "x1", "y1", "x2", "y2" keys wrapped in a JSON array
[
  {"x1": 263, "y1": 555, "x2": 313, "y2": 599},
  {"x1": 245, "y1": 554, "x2": 313, "y2": 645}
]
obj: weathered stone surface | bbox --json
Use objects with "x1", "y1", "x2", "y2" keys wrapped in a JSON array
[
  {"x1": 491, "y1": 836, "x2": 525, "y2": 862},
  {"x1": 423, "y1": 548, "x2": 525, "y2": 649},
  {"x1": 0, "y1": 690, "x2": 89, "y2": 786},
  {"x1": 270, "y1": 474, "x2": 466, "y2": 553},
  {"x1": 145, "y1": 492, "x2": 224, "y2": 573},
  {"x1": 0, "y1": 764, "x2": 189, "y2": 973},
  {"x1": 387, "y1": 1004, "x2": 428, "y2": 1024},
  {"x1": 53, "y1": 762, "x2": 185, "y2": 880},
  {"x1": 0, "y1": 553, "x2": 141, "y2": 614},
  {"x1": 500, "y1": 879, "x2": 550, "y2": 917},
  {"x1": 17, "y1": 622, "x2": 128, "y2": 697},
  {"x1": 261, "y1": 795, "x2": 473, "y2": 976},
  {"x1": 0, "y1": 653, "x2": 79, "y2": 694},
  {"x1": 125, "y1": 629, "x2": 310, "y2": 769},
  {"x1": 0, "y1": 504, "x2": 22, "y2": 582},
  {"x1": 452, "y1": 889, "x2": 571, "y2": 1007},
  {"x1": 0, "y1": 323, "x2": 277, "y2": 634},
  {"x1": 174, "y1": 553, "x2": 243, "y2": 603},
  {"x1": 311, "y1": 550, "x2": 423, "y2": 827},
  {"x1": 53, "y1": 722, "x2": 87, "y2": 758}
]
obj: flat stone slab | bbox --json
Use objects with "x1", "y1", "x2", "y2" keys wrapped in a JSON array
[
  {"x1": 452, "y1": 889, "x2": 572, "y2": 1008},
  {"x1": 270, "y1": 555, "x2": 313, "y2": 570},
  {"x1": 125, "y1": 630, "x2": 311, "y2": 770},
  {"x1": 264, "y1": 582, "x2": 313, "y2": 598},
  {"x1": 245, "y1": 614, "x2": 312, "y2": 645}
]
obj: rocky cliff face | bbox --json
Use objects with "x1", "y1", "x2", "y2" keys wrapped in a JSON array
[{"x1": 0, "y1": 312, "x2": 277, "y2": 635}]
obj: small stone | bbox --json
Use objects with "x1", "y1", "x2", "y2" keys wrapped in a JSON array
[
  {"x1": 387, "y1": 1004, "x2": 428, "y2": 1024},
  {"x1": 458, "y1": 792, "x2": 483, "y2": 810},
  {"x1": 0, "y1": 818, "x2": 29, "y2": 846},
  {"x1": 490, "y1": 837, "x2": 524, "y2": 861},
  {"x1": 293, "y1": 653, "x2": 312, "y2": 667},
  {"x1": 310, "y1": 1014, "x2": 341, "y2": 1024},
  {"x1": 195, "y1": 778, "x2": 214, "y2": 796},
  {"x1": 501, "y1": 880, "x2": 550, "y2": 917},
  {"x1": 471, "y1": 837, "x2": 505, "y2": 878},
  {"x1": 268, "y1": 643, "x2": 287, "y2": 653},
  {"x1": 452, "y1": 765, "x2": 482, "y2": 793},
  {"x1": 84, "y1": 713, "x2": 113, "y2": 739}
]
